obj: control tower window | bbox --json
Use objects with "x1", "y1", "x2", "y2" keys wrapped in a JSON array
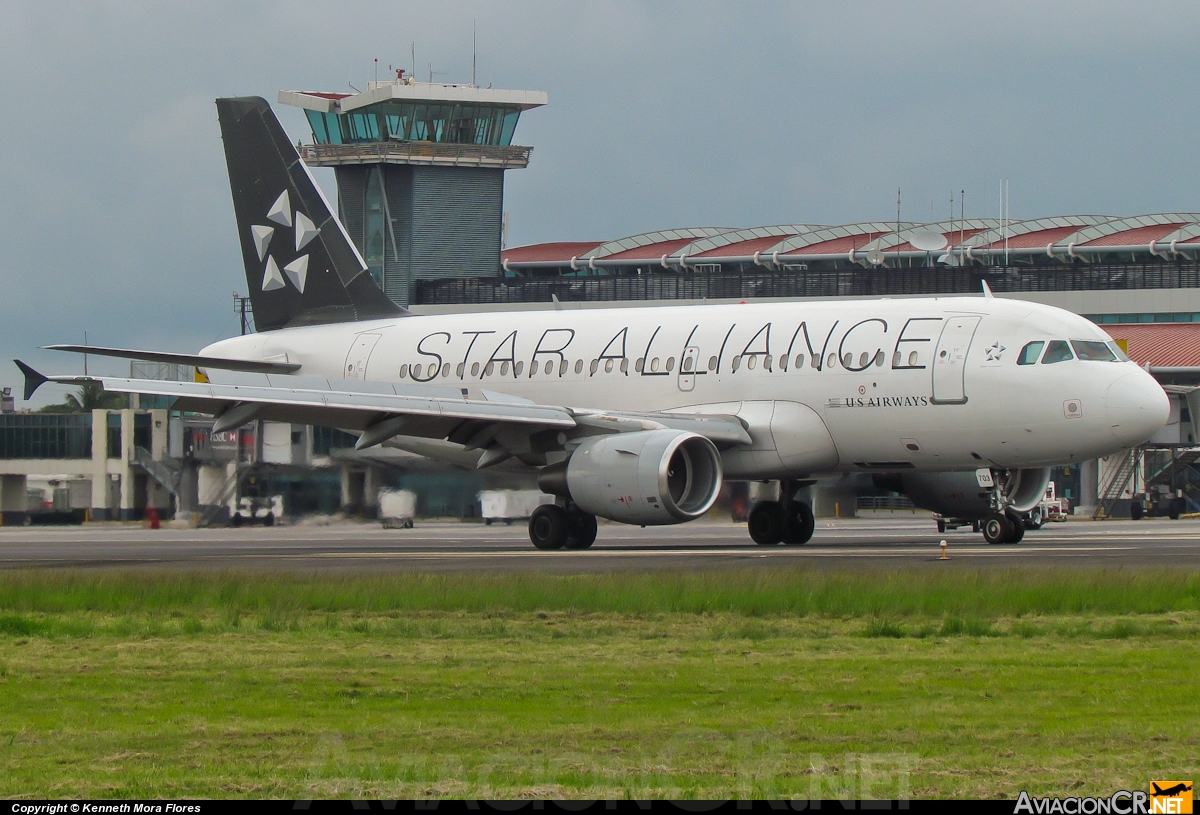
[{"x1": 364, "y1": 167, "x2": 386, "y2": 288}]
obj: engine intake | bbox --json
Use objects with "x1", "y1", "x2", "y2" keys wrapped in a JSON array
[{"x1": 540, "y1": 429, "x2": 723, "y2": 525}]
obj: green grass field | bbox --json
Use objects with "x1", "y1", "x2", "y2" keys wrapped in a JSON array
[{"x1": 0, "y1": 567, "x2": 1198, "y2": 799}]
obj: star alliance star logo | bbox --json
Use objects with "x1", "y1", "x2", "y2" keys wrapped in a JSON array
[
  {"x1": 251, "y1": 190, "x2": 320, "y2": 294},
  {"x1": 985, "y1": 342, "x2": 1005, "y2": 361}
]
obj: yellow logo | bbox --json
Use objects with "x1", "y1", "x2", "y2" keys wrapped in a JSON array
[{"x1": 1150, "y1": 781, "x2": 1193, "y2": 814}]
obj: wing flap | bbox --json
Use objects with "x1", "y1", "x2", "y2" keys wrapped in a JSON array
[
  {"x1": 44, "y1": 345, "x2": 301, "y2": 374},
  {"x1": 46, "y1": 374, "x2": 577, "y2": 428}
]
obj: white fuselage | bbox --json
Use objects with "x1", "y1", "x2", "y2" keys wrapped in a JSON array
[{"x1": 203, "y1": 296, "x2": 1169, "y2": 476}]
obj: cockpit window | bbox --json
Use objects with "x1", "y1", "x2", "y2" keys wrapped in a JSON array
[
  {"x1": 1041, "y1": 340, "x2": 1074, "y2": 364},
  {"x1": 1108, "y1": 341, "x2": 1130, "y2": 362},
  {"x1": 1071, "y1": 340, "x2": 1118, "y2": 361},
  {"x1": 1017, "y1": 341, "x2": 1044, "y2": 365}
]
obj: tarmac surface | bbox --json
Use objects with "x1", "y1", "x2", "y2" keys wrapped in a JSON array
[{"x1": 0, "y1": 514, "x2": 1198, "y2": 572}]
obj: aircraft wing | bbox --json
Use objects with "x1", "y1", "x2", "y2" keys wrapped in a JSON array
[
  {"x1": 44, "y1": 345, "x2": 301, "y2": 375},
  {"x1": 17, "y1": 363, "x2": 750, "y2": 468}
]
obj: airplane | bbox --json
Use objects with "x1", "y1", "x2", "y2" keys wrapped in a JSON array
[
  {"x1": 16, "y1": 96, "x2": 1171, "y2": 549},
  {"x1": 1152, "y1": 783, "x2": 1193, "y2": 797}
]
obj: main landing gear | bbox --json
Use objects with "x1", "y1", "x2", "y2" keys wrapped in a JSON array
[
  {"x1": 528, "y1": 503, "x2": 598, "y2": 550},
  {"x1": 747, "y1": 480, "x2": 816, "y2": 545}
]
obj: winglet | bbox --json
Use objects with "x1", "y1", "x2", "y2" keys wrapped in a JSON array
[
  {"x1": 13, "y1": 360, "x2": 48, "y2": 401},
  {"x1": 981, "y1": 280, "x2": 994, "y2": 298}
]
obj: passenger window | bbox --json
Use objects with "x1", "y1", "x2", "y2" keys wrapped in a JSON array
[
  {"x1": 1071, "y1": 340, "x2": 1117, "y2": 361},
  {"x1": 1017, "y1": 342, "x2": 1044, "y2": 365},
  {"x1": 1041, "y1": 340, "x2": 1074, "y2": 364}
]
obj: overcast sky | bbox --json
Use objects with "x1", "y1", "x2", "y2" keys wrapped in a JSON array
[{"x1": 3, "y1": 1, "x2": 1199, "y2": 405}]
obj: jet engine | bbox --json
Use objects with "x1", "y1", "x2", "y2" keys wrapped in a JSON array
[
  {"x1": 539, "y1": 429, "x2": 723, "y2": 525},
  {"x1": 874, "y1": 468, "x2": 1051, "y2": 518}
]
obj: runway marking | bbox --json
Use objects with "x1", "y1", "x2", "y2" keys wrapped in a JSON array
[{"x1": 288, "y1": 545, "x2": 1139, "y2": 559}]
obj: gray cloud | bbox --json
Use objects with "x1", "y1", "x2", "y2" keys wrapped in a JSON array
[{"x1": 2, "y1": 1, "x2": 1198, "y2": 404}]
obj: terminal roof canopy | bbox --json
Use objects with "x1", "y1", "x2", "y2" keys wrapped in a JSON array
[
  {"x1": 280, "y1": 80, "x2": 547, "y2": 147},
  {"x1": 502, "y1": 213, "x2": 1200, "y2": 270}
]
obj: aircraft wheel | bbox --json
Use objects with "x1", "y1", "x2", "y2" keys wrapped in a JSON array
[
  {"x1": 936, "y1": 518, "x2": 947, "y2": 533},
  {"x1": 782, "y1": 502, "x2": 815, "y2": 545},
  {"x1": 1005, "y1": 513, "x2": 1025, "y2": 543},
  {"x1": 529, "y1": 505, "x2": 570, "y2": 550},
  {"x1": 981, "y1": 513, "x2": 1014, "y2": 545},
  {"x1": 748, "y1": 500, "x2": 784, "y2": 545},
  {"x1": 1130, "y1": 501, "x2": 1144, "y2": 521},
  {"x1": 564, "y1": 509, "x2": 598, "y2": 549}
]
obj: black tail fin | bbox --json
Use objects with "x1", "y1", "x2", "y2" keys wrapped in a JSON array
[{"x1": 215, "y1": 97, "x2": 404, "y2": 332}]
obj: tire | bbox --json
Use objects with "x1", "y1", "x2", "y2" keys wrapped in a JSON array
[
  {"x1": 230, "y1": 514, "x2": 243, "y2": 528},
  {"x1": 1131, "y1": 502, "x2": 1144, "y2": 521},
  {"x1": 936, "y1": 519, "x2": 946, "y2": 533},
  {"x1": 263, "y1": 513, "x2": 275, "y2": 527},
  {"x1": 982, "y1": 513, "x2": 1014, "y2": 545},
  {"x1": 782, "y1": 502, "x2": 815, "y2": 545},
  {"x1": 747, "y1": 500, "x2": 785, "y2": 545},
  {"x1": 564, "y1": 510, "x2": 598, "y2": 549},
  {"x1": 1169, "y1": 499, "x2": 1182, "y2": 521},
  {"x1": 1005, "y1": 513, "x2": 1025, "y2": 543},
  {"x1": 529, "y1": 504, "x2": 570, "y2": 550}
]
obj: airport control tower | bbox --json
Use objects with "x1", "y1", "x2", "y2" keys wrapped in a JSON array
[{"x1": 280, "y1": 73, "x2": 546, "y2": 306}]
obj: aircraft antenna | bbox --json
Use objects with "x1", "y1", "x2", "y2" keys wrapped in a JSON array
[{"x1": 472, "y1": 20, "x2": 477, "y2": 87}]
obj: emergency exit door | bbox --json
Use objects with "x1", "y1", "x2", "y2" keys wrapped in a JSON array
[
  {"x1": 678, "y1": 346, "x2": 700, "y2": 391},
  {"x1": 931, "y1": 316, "x2": 980, "y2": 404}
]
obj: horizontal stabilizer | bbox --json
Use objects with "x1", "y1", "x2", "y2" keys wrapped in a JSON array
[{"x1": 44, "y1": 345, "x2": 301, "y2": 375}]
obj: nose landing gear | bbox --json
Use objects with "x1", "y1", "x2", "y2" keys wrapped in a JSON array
[{"x1": 981, "y1": 511, "x2": 1025, "y2": 545}]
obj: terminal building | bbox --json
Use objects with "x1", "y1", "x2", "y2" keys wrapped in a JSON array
[{"x1": 413, "y1": 214, "x2": 1200, "y2": 326}]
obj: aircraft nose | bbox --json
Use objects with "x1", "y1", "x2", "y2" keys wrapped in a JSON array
[{"x1": 1106, "y1": 369, "x2": 1170, "y2": 447}]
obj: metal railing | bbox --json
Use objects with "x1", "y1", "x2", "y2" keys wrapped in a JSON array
[
  {"x1": 300, "y1": 142, "x2": 532, "y2": 169},
  {"x1": 414, "y1": 259, "x2": 1200, "y2": 306},
  {"x1": 857, "y1": 495, "x2": 917, "y2": 512},
  {"x1": 1095, "y1": 449, "x2": 1138, "y2": 519}
]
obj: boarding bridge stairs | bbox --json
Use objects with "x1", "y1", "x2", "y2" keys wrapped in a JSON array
[
  {"x1": 1094, "y1": 449, "x2": 1138, "y2": 519},
  {"x1": 134, "y1": 446, "x2": 181, "y2": 498}
]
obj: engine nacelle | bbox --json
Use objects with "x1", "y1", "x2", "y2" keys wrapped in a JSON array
[
  {"x1": 875, "y1": 467, "x2": 1051, "y2": 518},
  {"x1": 541, "y1": 429, "x2": 723, "y2": 525}
]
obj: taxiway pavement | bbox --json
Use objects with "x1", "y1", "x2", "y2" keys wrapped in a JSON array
[{"x1": 0, "y1": 515, "x2": 1197, "y2": 572}]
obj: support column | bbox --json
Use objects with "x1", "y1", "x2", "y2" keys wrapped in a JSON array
[
  {"x1": 1078, "y1": 459, "x2": 1099, "y2": 516},
  {"x1": 0, "y1": 474, "x2": 28, "y2": 526},
  {"x1": 119, "y1": 409, "x2": 136, "y2": 521},
  {"x1": 341, "y1": 467, "x2": 365, "y2": 515},
  {"x1": 177, "y1": 461, "x2": 200, "y2": 514},
  {"x1": 90, "y1": 410, "x2": 110, "y2": 521},
  {"x1": 363, "y1": 466, "x2": 383, "y2": 520}
]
